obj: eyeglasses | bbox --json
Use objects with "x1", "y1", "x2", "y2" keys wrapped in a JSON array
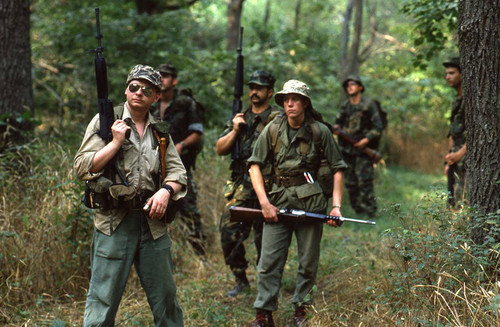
[
  {"x1": 347, "y1": 81, "x2": 358, "y2": 86},
  {"x1": 128, "y1": 83, "x2": 154, "y2": 97}
]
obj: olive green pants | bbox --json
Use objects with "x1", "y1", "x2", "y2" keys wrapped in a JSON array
[
  {"x1": 84, "y1": 210, "x2": 183, "y2": 327},
  {"x1": 253, "y1": 220, "x2": 323, "y2": 311}
]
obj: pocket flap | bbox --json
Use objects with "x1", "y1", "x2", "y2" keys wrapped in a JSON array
[{"x1": 295, "y1": 183, "x2": 323, "y2": 199}]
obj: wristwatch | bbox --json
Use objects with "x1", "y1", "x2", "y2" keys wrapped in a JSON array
[{"x1": 162, "y1": 184, "x2": 174, "y2": 196}]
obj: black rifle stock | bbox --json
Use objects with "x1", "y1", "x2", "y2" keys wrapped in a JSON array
[
  {"x1": 91, "y1": 8, "x2": 128, "y2": 185},
  {"x1": 229, "y1": 206, "x2": 376, "y2": 225},
  {"x1": 332, "y1": 127, "x2": 382, "y2": 163},
  {"x1": 231, "y1": 27, "x2": 246, "y2": 160},
  {"x1": 447, "y1": 163, "x2": 456, "y2": 207}
]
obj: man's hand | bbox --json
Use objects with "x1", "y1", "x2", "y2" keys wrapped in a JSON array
[
  {"x1": 111, "y1": 120, "x2": 131, "y2": 146},
  {"x1": 354, "y1": 137, "x2": 369, "y2": 149},
  {"x1": 145, "y1": 188, "x2": 170, "y2": 220},
  {"x1": 326, "y1": 206, "x2": 342, "y2": 227},
  {"x1": 232, "y1": 113, "x2": 247, "y2": 133},
  {"x1": 261, "y1": 201, "x2": 279, "y2": 223}
]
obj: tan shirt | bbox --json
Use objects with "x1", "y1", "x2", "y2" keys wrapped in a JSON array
[{"x1": 74, "y1": 103, "x2": 187, "y2": 239}]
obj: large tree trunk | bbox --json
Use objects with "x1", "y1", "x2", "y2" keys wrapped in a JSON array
[
  {"x1": 340, "y1": 0, "x2": 363, "y2": 81},
  {"x1": 0, "y1": 0, "x2": 33, "y2": 116},
  {"x1": 226, "y1": 0, "x2": 244, "y2": 51},
  {"x1": 458, "y1": 0, "x2": 500, "y2": 242},
  {"x1": 294, "y1": 0, "x2": 302, "y2": 31}
]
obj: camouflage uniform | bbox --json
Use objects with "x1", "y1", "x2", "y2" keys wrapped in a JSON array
[
  {"x1": 448, "y1": 95, "x2": 467, "y2": 204},
  {"x1": 219, "y1": 105, "x2": 281, "y2": 279},
  {"x1": 248, "y1": 80, "x2": 347, "y2": 313},
  {"x1": 335, "y1": 77, "x2": 383, "y2": 217},
  {"x1": 152, "y1": 72, "x2": 205, "y2": 254}
]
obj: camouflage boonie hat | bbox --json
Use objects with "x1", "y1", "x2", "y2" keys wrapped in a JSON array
[
  {"x1": 126, "y1": 64, "x2": 162, "y2": 90},
  {"x1": 274, "y1": 79, "x2": 311, "y2": 107},
  {"x1": 157, "y1": 64, "x2": 178, "y2": 78},
  {"x1": 248, "y1": 70, "x2": 276, "y2": 88},
  {"x1": 342, "y1": 75, "x2": 365, "y2": 92},
  {"x1": 443, "y1": 57, "x2": 460, "y2": 71}
]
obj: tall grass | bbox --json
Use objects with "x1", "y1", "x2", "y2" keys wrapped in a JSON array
[{"x1": 1, "y1": 130, "x2": 499, "y2": 326}]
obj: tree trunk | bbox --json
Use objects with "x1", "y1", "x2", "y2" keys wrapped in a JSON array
[
  {"x1": 294, "y1": 0, "x2": 302, "y2": 31},
  {"x1": 226, "y1": 0, "x2": 244, "y2": 51},
  {"x1": 340, "y1": 0, "x2": 363, "y2": 82},
  {"x1": 263, "y1": 0, "x2": 271, "y2": 26},
  {"x1": 458, "y1": 0, "x2": 500, "y2": 241},
  {"x1": 0, "y1": 0, "x2": 33, "y2": 116}
]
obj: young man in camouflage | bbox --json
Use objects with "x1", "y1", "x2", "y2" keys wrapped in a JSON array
[
  {"x1": 334, "y1": 75, "x2": 383, "y2": 218},
  {"x1": 74, "y1": 65, "x2": 186, "y2": 326},
  {"x1": 247, "y1": 79, "x2": 347, "y2": 327},
  {"x1": 154, "y1": 64, "x2": 206, "y2": 255},
  {"x1": 216, "y1": 70, "x2": 281, "y2": 297},
  {"x1": 443, "y1": 57, "x2": 467, "y2": 207}
]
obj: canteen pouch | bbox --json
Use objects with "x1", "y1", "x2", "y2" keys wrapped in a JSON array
[
  {"x1": 82, "y1": 176, "x2": 114, "y2": 209},
  {"x1": 317, "y1": 159, "x2": 333, "y2": 198}
]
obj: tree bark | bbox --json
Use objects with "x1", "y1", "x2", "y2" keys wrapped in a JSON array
[
  {"x1": 0, "y1": 0, "x2": 33, "y2": 116},
  {"x1": 458, "y1": 0, "x2": 500, "y2": 241},
  {"x1": 340, "y1": 0, "x2": 363, "y2": 82},
  {"x1": 263, "y1": 0, "x2": 271, "y2": 26},
  {"x1": 226, "y1": 0, "x2": 244, "y2": 51},
  {"x1": 294, "y1": 0, "x2": 302, "y2": 31}
]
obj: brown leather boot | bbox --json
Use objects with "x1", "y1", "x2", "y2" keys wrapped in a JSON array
[
  {"x1": 293, "y1": 305, "x2": 308, "y2": 326},
  {"x1": 249, "y1": 309, "x2": 275, "y2": 327}
]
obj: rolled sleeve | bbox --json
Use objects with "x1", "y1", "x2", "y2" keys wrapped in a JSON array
[
  {"x1": 162, "y1": 135, "x2": 188, "y2": 200},
  {"x1": 73, "y1": 114, "x2": 106, "y2": 180}
]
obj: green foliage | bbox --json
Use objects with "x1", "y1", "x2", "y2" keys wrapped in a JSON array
[{"x1": 401, "y1": 0, "x2": 459, "y2": 69}]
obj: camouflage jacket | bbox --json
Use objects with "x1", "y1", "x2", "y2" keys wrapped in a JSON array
[
  {"x1": 151, "y1": 88, "x2": 204, "y2": 169},
  {"x1": 448, "y1": 96, "x2": 466, "y2": 150},
  {"x1": 335, "y1": 96, "x2": 383, "y2": 154},
  {"x1": 219, "y1": 105, "x2": 282, "y2": 201}
]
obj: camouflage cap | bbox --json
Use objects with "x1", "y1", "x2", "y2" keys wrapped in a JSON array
[
  {"x1": 248, "y1": 70, "x2": 276, "y2": 88},
  {"x1": 126, "y1": 64, "x2": 162, "y2": 90},
  {"x1": 443, "y1": 57, "x2": 460, "y2": 71},
  {"x1": 157, "y1": 64, "x2": 178, "y2": 78},
  {"x1": 274, "y1": 79, "x2": 311, "y2": 107},
  {"x1": 342, "y1": 75, "x2": 365, "y2": 92}
]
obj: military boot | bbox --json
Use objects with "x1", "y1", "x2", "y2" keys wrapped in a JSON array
[
  {"x1": 293, "y1": 305, "x2": 309, "y2": 326},
  {"x1": 249, "y1": 309, "x2": 275, "y2": 327},
  {"x1": 227, "y1": 271, "x2": 249, "y2": 297}
]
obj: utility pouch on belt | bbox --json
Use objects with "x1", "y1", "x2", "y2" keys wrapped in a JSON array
[
  {"x1": 317, "y1": 159, "x2": 333, "y2": 198},
  {"x1": 82, "y1": 176, "x2": 114, "y2": 209}
]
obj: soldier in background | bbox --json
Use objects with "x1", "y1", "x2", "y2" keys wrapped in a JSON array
[
  {"x1": 215, "y1": 70, "x2": 281, "y2": 297},
  {"x1": 334, "y1": 75, "x2": 383, "y2": 218},
  {"x1": 154, "y1": 63, "x2": 206, "y2": 255},
  {"x1": 442, "y1": 57, "x2": 467, "y2": 207}
]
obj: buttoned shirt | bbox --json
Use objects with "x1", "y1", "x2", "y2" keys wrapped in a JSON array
[{"x1": 74, "y1": 103, "x2": 187, "y2": 239}]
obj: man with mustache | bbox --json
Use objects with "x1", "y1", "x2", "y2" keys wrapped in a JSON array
[{"x1": 216, "y1": 70, "x2": 282, "y2": 297}]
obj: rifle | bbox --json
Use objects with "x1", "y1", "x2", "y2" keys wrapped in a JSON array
[
  {"x1": 229, "y1": 206, "x2": 376, "y2": 225},
  {"x1": 332, "y1": 127, "x2": 382, "y2": 163},
  {"x1": 91, "y1": 8, "x2": 128, "y2": 185},
  {"x1": 447, "y1": 162, "x2": 456, "y2": 207},
  {"x1": 231, "y1": 26, "x2": 247, "y2": 160}
]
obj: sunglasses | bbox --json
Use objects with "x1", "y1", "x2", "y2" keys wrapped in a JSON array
[
  {"x1": 128, "y1": 83, "x2": 154, "y2": 97},
  {"x1": 347, "y1": 81, "x2": 358, "y2": 86}
]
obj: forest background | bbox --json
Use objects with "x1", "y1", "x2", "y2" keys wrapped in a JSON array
[{"x1": 1, "y1": 0, "x2": 499, "y2": 326}]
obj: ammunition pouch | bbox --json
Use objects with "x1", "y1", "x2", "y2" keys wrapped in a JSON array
[
  {"x1": 317, "y1": 159, "x2": 333, "y2": 198},
  {"x1": 82, "y1": 177, "x2": 114, "y2": 210}
]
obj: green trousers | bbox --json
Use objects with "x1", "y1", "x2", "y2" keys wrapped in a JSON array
[
  {"x1": 253, "y1": 220, "x2": 323, "y2": 311},
  {"x1": 84, "y1": 210, "x2": 183, "y2": 327}
]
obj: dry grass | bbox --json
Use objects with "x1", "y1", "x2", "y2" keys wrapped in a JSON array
[{"x1": 1, "y1": 133, "x2": 499, "y2": 326}]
